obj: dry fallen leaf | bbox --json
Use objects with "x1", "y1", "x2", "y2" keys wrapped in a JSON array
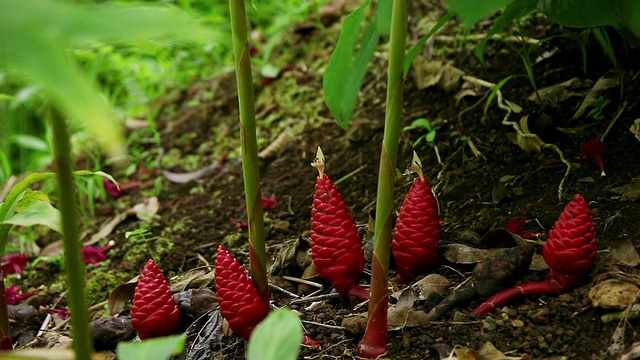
[
  {"x1": 589, "y1": 279, "x2": 640, "y2": 310},
  {"x1": 610, "y1": 182, "x2": 640, "y2": 202},
  {"x1": 412, "y1": 56, "x2": 464, "y2": 91},
  {"x1": 610, "y1": 238, "x2": 640, "y2": 267},
  {"x1": 107, "y1": 278, "x2": 138, "y2": 315},
  {"x1": 169, "y1": 268, "x2": 215, "y2": 292},
  {"x1": 528, "y1": 77, "x2": 591, "y2": 105},
  {"x1": 85, "y1": 197, "x2": 159, "y2": 246},
  {"x1": 571, "y1": 74, "x2": 621, "y2": 120},
  {"x1": 440, "y1": 244, "x2": 510, "y2": 265},
  {"x1": 630, "y1": 119, "x2": 640, "y2": 142},
  {"x1": 479, "y1": 341, "x2": 526, "y2": 360}
]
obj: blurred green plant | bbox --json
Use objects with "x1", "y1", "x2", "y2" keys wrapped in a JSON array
[
  {"x1": 116, "y1": 334, "x2": 186, "y2": 360},
  {"x1": 247, "y1": 308, "x2": 303, "y2": 360},
  {"x1": 587, "y1": 96, "x2": 611, "y2": 120},
  {"x1": 323, "y1": 0, "x2": 380, "y2": 130}
]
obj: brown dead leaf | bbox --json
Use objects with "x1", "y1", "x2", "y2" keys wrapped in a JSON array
[
  {"x1": 528, "y1": 77, "x2": 592, "y2": 105},
  {"x1": 610, "y1": 238, "x2": 640, "y2": 267},
  {"x1": 107, "y1": 278, "x2": 138, "y2": 315},
  {"x1": 440, "y1": 244, "x2": 508, "y2": 265},
  {"x1": 630, "y1": 119, "x2": 640, "y2": 142},
  {"x1": 571, "y1": 74, "x2": 620, "y2": 120},
  {"x1": 269, "y1": 238, "x2": 301, "y2": 274},
  {"x1": 453, "y1": 346, "x2": 479, "y2": 360},
  {"x1": 412, "y1": 56, "x2": 464, "y2": 91},
  {"x1": 610, "y1": 182, "x2": 640, "y2": 201},
  {"x1": 515, "y1": 116, "x2": 544, "y2": 153},
  {"x1": 169, "y1": 268, "x2": 215, "y2": 292},
  {"x1": 387, "y1": 305, "x2": 430, "y2": 328},
  {"x1": 85, "y1": 197, "x2": 159, "y2": 246},
  {"x1": 412, "y1": 274, "x2": 451, "y2": 300},
  {"x1": 479, "y1": 341, "x2": 526, "y2": 360}
]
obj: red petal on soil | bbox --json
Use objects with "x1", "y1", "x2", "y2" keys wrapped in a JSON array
[
  {"x1": 579, "y1": 137, "x2": 606, "y2": 176},
  {"x1": 82, "y1": 242, "x2": 115, "y2": 265},
  {"x1": 1, "y1": 253, "x2": 27, "y2": 275},
  {"x1": 504, "y1": 218, "x2": 536, "y2": 239}
]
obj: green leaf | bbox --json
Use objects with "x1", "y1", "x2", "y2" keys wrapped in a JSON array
[
  {"x1": 404, "y1": 11, "x2": 454, "y2": 75},
  {"x1": 247, "y1": 308, "x2": 303, "y2": 360},
  {"x1": 426, "y1": 130, "x2": 437, "y2": 143},
  {"x1": 376, "y1": 0, "x2": 392, "y2": 37},
  {"x1": 2, "y1": 197, "x2": 62, "y2": 233},
  {"x1": 116, "y1": 334, "x2": 186, "y2": 360},
  {"x1": 404, "y1": 118, "x2": 431, "y2": 131},
  {"x1": 474, "y1": 0, "x2": 537, "y2": 62},
  {"x1": 323, "y1": 0, "x2": 380, "y2": 130},
  {"x1": 537, "y1": 0, "x2": 617, "y2": 28},
  {"x1": 484, "y1": 75, "x2": 517, "y2": 114},
  {"x1": 448, "y1": 0, "x2": 511, "y2": 28},
  {"x1": 0, "y1": 0, "x2": 225, "y2": 159}
]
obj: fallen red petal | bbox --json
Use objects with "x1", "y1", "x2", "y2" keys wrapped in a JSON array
[{"x1": 1, "y1": 253, "x2": 27, "y2": 275}]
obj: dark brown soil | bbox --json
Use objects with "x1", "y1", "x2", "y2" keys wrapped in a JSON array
[{"x1": 11, "y1": 2, "x2": 640, "y2": 359}]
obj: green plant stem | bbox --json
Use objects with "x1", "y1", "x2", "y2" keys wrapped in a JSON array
[
  {"x1": 356, "y1": 0, "x2": 407, "y2": 358},
  {"x1": 50, "y1": 109, "x2": 93, "y2": 360},
  {"x1": 228, "y1": 0, "x2": 269, "y2": 307}
]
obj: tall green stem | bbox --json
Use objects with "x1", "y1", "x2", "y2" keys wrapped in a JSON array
[
  {"x1": 357, "y1": 0, "x2": 407, "y2": 358},
  {"x1": 50, "y1": 109, "x2": 93, "y2": 360},
  {"x1": 228, "y1": 0, "x2": 269, "y2": 307}
]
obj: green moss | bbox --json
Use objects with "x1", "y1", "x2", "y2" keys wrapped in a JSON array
[
  {"x1": 160, "y1": 148, "x2": 202, "y2": 171},
  {"x1": 85, "y1": 269, "x2": 130, "y2": 306}
]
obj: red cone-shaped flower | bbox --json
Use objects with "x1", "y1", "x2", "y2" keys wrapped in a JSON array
[
  {"x1": 215, "y1": 245, "x2": 269, "y2": 340},
  {"x1": 310, "y1": 147, "x2": 367, "y2": 300},
  {"x1": 543, "y1": 193, "x2": 597, "y2": 287},
  {"x1": 392, "y1": 153, "x2": 440, "y2": 282},
  {"x1": 131, "y1": 259, "x2": 180, "y2": 340}
]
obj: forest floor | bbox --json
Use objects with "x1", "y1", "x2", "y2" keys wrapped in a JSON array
[{"x1": 10, "y1": 1, "x2": 640, "y2": 359}]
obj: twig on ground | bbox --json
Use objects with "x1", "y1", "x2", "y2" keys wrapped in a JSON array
[
  {"x1": 302, "y1": 320, "x2": 346, "y2": 330},
  {"x1": 290, "y1": 293, "x2": 340, "y2": 305},
  {"x1": 269, "y1": 283, "x2": 300, "y2": 298},
  {"x1": 601, "y1": 100, "x2": 628, "y2": 143}
]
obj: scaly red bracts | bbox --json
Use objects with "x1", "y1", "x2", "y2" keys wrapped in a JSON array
[
  {"x1": 473, "y1": 194, "x2": 597, "y2": 315},
  {"x1": 131, "y1": 259, "x2": 180, "y2": 340},
  {"x1": 392, "y1": 152, "x2": 440, "y2": 282},
  {"x1": 310, "y1": 147, "x2": 368, "y2": 301},
  {"x1": 215, "y1": 245, "x2": 269, "y2": 340}
]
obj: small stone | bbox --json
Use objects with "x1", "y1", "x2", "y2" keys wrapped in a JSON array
[
  {"x1": 483, "y1": 318, "x2": 497, "y2": 331},
  {"x1": 512, "y1": 319, "x2": 525, "y2": 328},
  {"x1": 452, "y1": 311, "x2": 467, "y2": 322},
  {"x1": 545, "y1": 333, "x2": 553, "y2": 342},
  {"x1": 495, "y1": 319, "x2": 505, "y2": 326},
  {"x1": 508, "y1": 308, "x2": 518, "y2": 317},
  {"x1": 557, "y1": 293, "x2": 573, "y2": 303}
]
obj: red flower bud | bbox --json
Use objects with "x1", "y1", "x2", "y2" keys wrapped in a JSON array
[
  {"x1": 131, "y1": 259, "x2": 180, "y2": 340},
  {"x1": 392, "y1": 172, "x2": 440, "y2": 282},
  {"x1": 310, "y1": 147, "x2": 367, "y2": 300},
  {"x1": 215, "y1": 245, "x2": 269, "y2": 340}
]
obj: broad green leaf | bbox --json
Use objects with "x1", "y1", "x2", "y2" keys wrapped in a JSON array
[
  {"x1": 15, "y1": 190, "x2": 50, "y2": 212},
  {"x1": 116, "y1": 334, "x2": 186, "y2": 360},
  {"x1": 0, "y1": 170, "x2": 116, "y2": 256},
  {"x1": 376, "y1": 0, "x2": 392, "y2": 37},
  {"x1": 2, "y1": 198, "x2": 62, "y2": 234},
  {"x1": 537, "y1": 0, "x2": 617, "y2": 28},
  {"x1": 247, "y1": 308, "x2": 303, "y2": 360},
  {"x1": 448, "y1": 0, "x2": 511, "y2": 28},
  {"x1": 323, "y1": 0, "x2": 380, "y2": 130},
  {"x1": 0, "y1": 0, "x2": 225, "y2": 159},
  {"x1": 12, "y1": 134, "x2": 49, "y2": 152},
  {"x1": 404, "y1": 11, "x2": 454, "y2": 75},
  {"x1": 474, "y1": 0, "x2": 537, "y2": 62},
  {"x1": 426, "y1": 130, "x2": 437, "y2": 143}
]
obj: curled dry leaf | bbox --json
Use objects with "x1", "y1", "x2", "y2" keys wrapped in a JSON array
[
  {"x1": 441, "y1": 244, "x2": 514, "y2": 265},
  {"x1": 630, "y1": 118, "x2": 640, "y2": 142},
  {"x1": 571, "y1": 74, "x2": 621, "y2": 120},
  {"x1": 268, "y1": 238, "x2": 300, "y2": 274},
  {"x1": 107, "y1": 277, "x2": 138, "y2": 316},
  {"x1": 589, "y1": 279, "x2": 640, "y2": 310},
  {"x1": 169, "y1": 268, "x2": 215, "y2": 292},
  {"x1": 610, "y1": 238, "x2": 640, "y2": 267},
  {"x1": 478, "y1": 341, "x2": 526, "y2": 360}
]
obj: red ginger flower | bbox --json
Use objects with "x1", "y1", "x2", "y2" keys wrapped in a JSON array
[
  {"x1": 131, "y1": 259, "x2": 180, "y2": 340},
  {"x1": 473, "y1": 194, "x2": 597, "y2": 315},
  {"x1": 215, "y1": 245, "x2": 269, "y2": 340},
  {"x1": 1, "y1": 253, "x2": 28, "y2": 275},
  {"x1": 392, "y1": 152, "x2": 440, "y2": 283},
  {"x1": 310, "y1": 147, "x2": 368, "y2": 300},
  {"x1": 543, "y1": 193, "x2": 597, "y2": 287}
]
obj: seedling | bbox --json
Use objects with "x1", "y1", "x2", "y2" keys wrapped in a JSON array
[
  {"x1": 131, "y1": 259, "x2": 180, "y2": 340},
  {"x1": 403, "y1": 118, "x2": 436, "y2": 147},
  {"x1": 473, "y1": 194, "x2": 597, "y2": 315},
  {"x1": 391, "y1": 152, "x2": 440, "y2": 283},
  {"x1": 587, "y1": 96, "x2": 611, "y2": 121},
  {"x1": 310, "y1": 147, "x2": 368, "y2": 301}
]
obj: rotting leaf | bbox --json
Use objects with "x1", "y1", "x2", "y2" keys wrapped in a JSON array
[
  {"x1": 440, "y1": 244, "x2": 510, "y2": 265},
  {"x1": 169, "y1": 268, "x2": 215, "y2": 292},
  {"x1": 630, "y1": 118, "x2": 640, "y2": 142},
  {"x1": 610, "y1": 182, "x2": 640, "y2": 202},
  {"x1": 108, "y1": 278, "x2": 138, "y2": 315},
  {"x1": 412, "y1": 57, "x2": 464, "y2": 91},
  {"x1": 610, "y1": 238, "x2": 640, "y2": 267},
  {"x1": 411, "y1": 274, "x2": 451, "y2": 300},
  {"x1": 268, "y1": 238, "x2": 300, "y2": 274},
  {"x1": 571, "y1": 74, "x2": 621, "y2": 120},
  {"x1": 528, "y1": 77, "x2": 591, "y2": 105}
]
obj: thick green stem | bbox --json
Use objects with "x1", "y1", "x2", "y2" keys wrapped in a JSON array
[
  {"x1": 357, "y1": 0, "x2": 407, "y2": 358},
  {"x1": 50, "y1": 109, "x2": 93, "y2": 360},
  {"x1": 0, "y1": 271, "x2": 11, "y2": 350},
  {"x1": 228, "y1": 0, "x2": 269, "y2": 306}
]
